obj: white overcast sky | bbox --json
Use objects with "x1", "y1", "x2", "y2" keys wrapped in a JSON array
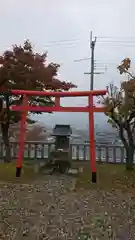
[{"x1": 0, "y1": 0, "x2": 134, "y2": 128}]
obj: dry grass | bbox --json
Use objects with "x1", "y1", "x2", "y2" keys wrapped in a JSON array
[
  {"x1": 75, "y1": 162, "x2": 135, "y2": 192},
  {"x1": 0, "y1": 162, "x2": 135, "y2": 239},
  {"x1": 0, "y1": 162, "x2": 35, "y2": 182}
]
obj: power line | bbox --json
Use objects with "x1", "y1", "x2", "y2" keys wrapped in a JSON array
[
  {"x1": 96, "y1": 42, "x2": 135, "y2": 49},
  {"x1": 97, "y1": 44, "x2": 135, "y2": 48},
  {"x1": 73, "y1": 58, "x2": 117, "y2": 69},
  {"x1": 96, "y1": 37, "x2": 135, "y2": 48},
  {"x1": 43, "y1": 37, "x2": 88, "y2": 48},
  {"x1": 98, "y1": 40, "x2": 135, "y2": 43},
  {"x1": 74, "y1": 57, "x2": 90, "y2": 62},
  {"x1": 44, "y1": 37, "x2": 82, "y2": 44},
  {"x1": 42, "y1": 34, "x2": 135, "y2": 44},
  {"x1": 97, "y1": 36, "x2": 135, "y2": 39},
  {"x1": 43, "y1": 41, "x2": 89, "y2": 50},
  {"x1": 44, "y1": 41, "x2": 84, "y2": 48},
  {"x1": 45, "y1": 36, "x2": 135, "y2": 44},
  {"x1": 45, "y1": 35, "x2": 135, "y2": 45},
  {"x1": 95, "y1": 36, "x2": 135, "y2": 49},
  {"x1": 44, "y1": 42, "x2": 135, "y2": 51},
  {"x1": 40, "y1": 35, "x2": 135, "y2": 50},
  {"x1": 42, "y1": 34, "x2": 135, "y2": 70}
]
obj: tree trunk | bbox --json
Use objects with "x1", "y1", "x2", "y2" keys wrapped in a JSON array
[
  {"x1": 1, "y1": 122, "x2": 11, "y2": 162},
  {"x1": 119, "y1": 124, "x2": 134, "y2": 170},
  {"x1": 125, "y1": 147, "x2": 134, "y2": 170}
]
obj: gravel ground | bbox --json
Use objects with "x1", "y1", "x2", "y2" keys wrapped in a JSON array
[{"x1": 0, "y1": 175, "x2": 135, "y2": 240}]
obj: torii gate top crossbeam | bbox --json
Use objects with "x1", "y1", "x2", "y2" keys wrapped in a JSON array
[{"x1": 11, "y1": 89, "x2": 107, "y2": 97}]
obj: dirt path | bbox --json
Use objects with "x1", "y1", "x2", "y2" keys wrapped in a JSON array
[{"x1": 0, "y1": 175, "x2": 135, "y2": 240}]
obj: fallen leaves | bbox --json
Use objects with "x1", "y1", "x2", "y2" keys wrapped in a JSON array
[{"x1": 0, "y1": 164, "x2": 135, "y2": 239}]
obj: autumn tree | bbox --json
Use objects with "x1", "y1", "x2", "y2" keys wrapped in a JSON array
[
  {"x1": 0, "y1": 40, "x2": 76, "y2": 162},
  {"x1": 100, "y1": 58, "x2": 135, "y2": 170}
]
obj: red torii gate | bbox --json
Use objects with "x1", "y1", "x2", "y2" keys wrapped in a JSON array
[{"x1": 10, "y1": 89, "x2": 107, "y2": 183}]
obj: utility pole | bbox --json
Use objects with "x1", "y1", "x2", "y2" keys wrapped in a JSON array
[
  {"x1": 84, "y1": 31, "x2": 104, "y2": 90},
  {"x1": 90, "y1": 31, "x2": 96, "y2": 90},
  {"x1": 74, "y1": 31, "x2": 105, "y2": 90}
]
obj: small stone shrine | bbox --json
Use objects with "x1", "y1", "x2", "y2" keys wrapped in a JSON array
[{"x1": 50, "y1": 124, "x2": 72, "y2": 173}]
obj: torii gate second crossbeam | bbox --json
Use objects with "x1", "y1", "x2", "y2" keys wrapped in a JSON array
[{"x1": 10, "y1": 89, "x2": 107, "y2": 183}]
